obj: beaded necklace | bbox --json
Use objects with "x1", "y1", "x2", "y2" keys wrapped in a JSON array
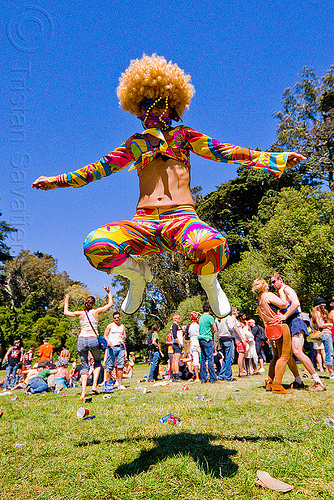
[{"x1": 140, "y1": 97, "x2": 172, "y2": 131}]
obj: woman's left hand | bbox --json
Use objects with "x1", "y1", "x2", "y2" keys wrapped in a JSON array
[{"x1": 286, "y1": 152, "x2": 306, "y2": 168}]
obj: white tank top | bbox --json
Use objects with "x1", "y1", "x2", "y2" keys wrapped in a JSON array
[
  {"x1": 107, "y1": 322, "x2": 124, "y2": 346},
  {"x1": 79, "y1": 311, "x2": 98, "y2": 338}
]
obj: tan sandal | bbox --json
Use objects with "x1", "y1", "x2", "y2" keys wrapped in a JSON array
[{"x1": 309, "y1": 383, "x2": 326, "y2": 392}]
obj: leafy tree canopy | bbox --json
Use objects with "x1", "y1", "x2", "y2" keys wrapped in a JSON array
[
  {"x1": 273, "y1": 66, "x2": 334, "y2": 189},
  {"x1": 195, "y1": 165, "x2": 305, "y2": 263},
  {"x1": 0, "y1": 206, "x2": 17, "y2": 262}
]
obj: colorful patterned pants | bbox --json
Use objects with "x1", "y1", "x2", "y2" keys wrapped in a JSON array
[{"x1": 83, "y1": 205, "x2": 229, "y2": 276}]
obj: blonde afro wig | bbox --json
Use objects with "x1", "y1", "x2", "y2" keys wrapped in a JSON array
[{"x1": 117, "y1": 54, "x2": 195, "y2": 118}]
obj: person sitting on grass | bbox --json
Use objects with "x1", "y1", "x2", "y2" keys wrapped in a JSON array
[
  {"x1": 25, "y1": 362, "x2": 58, "y2": 394},
  {"x1": 54, "y1": 360, "x2": 70, "y2": 392},
  {"x1": 179, "y1": 352, "x2": 194, "y2": 380},
  {"x1": 122, "y1": 361, "x2": 134, "y2": 379}
]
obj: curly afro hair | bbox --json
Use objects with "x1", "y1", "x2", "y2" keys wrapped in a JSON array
[{"x1": 117, "y1": 54, "x2": 195, "y2": 118}]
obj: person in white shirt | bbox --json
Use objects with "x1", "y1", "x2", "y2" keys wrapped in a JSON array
[
  {"x1": 104, "y1": 312, "x2": 127, "y2": 390},
  {"x1": 215, "y1": 314, "x2": 236, "y2": 381},
  {"x1": 187, "y1": 311, "x2": 201, "y2": 381}
]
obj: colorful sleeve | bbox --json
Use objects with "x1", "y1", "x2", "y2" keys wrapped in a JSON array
[
  {"x1": 183, "y1": 127, "x2": 288, "y2": 178},
  {"x1": 47, "y1": 138, "x2": 135, "y2": 189}
]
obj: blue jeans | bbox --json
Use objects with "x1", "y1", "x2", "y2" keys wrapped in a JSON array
[
  {"x1": 199, "y1": 339, "x2": 217, "y2": 383},
  {"x1": 77, "y1": 336, "x2": 102, "y2": 375},
  {"x1": 105, "y1": 345, "x2": 126, "y2": 371},
  {"x1": 218, "y1": 338, "x2": 235, "y2": 381},
  {"x1": 27, "y1": 377, "x2": 49, "y2": 393},
  {"x1": 4, "y1": 365, "x2": 18, "y2": 389},
  {"x1": 321, "y1": 331, "x2": 334, "y2": 367},
  {"x1": 148, "y1": 351, "x2": 160, "y2": 380},
  {"x1": 307, "y1": 341, "x2": 317, "y2": 370}
]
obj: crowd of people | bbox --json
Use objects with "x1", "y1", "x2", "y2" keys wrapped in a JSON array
[
  {"x1": 1, "y1": 274, "x2": 334, "y2": 397},
  {"x1": 147, "y1": 273, "x2": 334, "y2": 394}
]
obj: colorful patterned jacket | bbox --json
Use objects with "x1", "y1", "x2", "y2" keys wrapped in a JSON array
[{"x1": 48, "y1": 126, "x2": 289, "y2": 188}]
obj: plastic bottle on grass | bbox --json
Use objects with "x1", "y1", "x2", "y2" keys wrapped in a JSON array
[
  {"x1": 196, "y1": 394, "x2": 205, "y2": 401},
  {"x1": 159, "y1": 413, "x2": 173, "y2": 423}
]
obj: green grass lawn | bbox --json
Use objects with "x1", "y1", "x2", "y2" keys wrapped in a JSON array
[{"x1": 0, "y1": 364, "x2": 333, "y2": 500}]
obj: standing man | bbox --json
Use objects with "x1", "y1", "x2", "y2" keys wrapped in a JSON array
[
  {"x1": 198, "y1": 303, "x2": 218, "y2": 384},
  {"x1": 271, "y1": 272, "x2": 326, "y2": 392},
  {"x1": 3, "y1": 339, "x2": 24, "y2": 390},
  {"x1": 148, "y1": 325, "x2": 164, "y2": 382},
  {"x1": 104, "y1": 311, "x2": 127, "y2": 390},
  {"x1": 188, "y1": 311, "x2": 201, "y2": 382},
  {"x1": 38, "y1": 337, "x2": 53, "y2": 365},
  {"x1": 215, "y1": 313, "x2": 236, "y2": 382},
  {"x1": 171, "y1": 313, "x2": 183, "y2": 382}
]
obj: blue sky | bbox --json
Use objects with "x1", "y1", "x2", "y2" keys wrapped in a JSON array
[{"x1": 1, "y1": 0, "x2": 333, "y2": 294}]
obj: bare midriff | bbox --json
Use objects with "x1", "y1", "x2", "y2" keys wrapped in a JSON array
[{"x1": 136, "y1": 156, "x2": 194, "y2": 209}]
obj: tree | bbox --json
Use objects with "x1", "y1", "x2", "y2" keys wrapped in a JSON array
[
  {"x1": 0, "y1": 250, "x2": 77, "y2": 350},
  {"x1": 0, "y1": 250, "x2": 73, "y2": 313},
  {"x1": 273, "y1": 66, "x2": 334, "y2": 189},
  {"x1": 256, "y1": 186, "x2": 334, "y2": 309},
  {"x1": 0, "y1": 207, "x2": 17, "y2": 263},
  {"x1": 111, "y1": 252, "x2": 202, "y2": 326},
  {"x1": 211, "y1": 186, "x2": 334, "y2": 318},
  {"x1": 195, "y1": 165, "x2": 304, "y2": 263},
  {"x1": 219, "y1": 250, "x2": 273, "y2": 318}
]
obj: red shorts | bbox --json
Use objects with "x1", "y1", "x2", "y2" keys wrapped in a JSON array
[{"x1": 235, "y1": 339, "x2": 246, "y2": 354}]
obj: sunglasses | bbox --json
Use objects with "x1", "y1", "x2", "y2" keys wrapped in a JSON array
[
  {"x1": 140, "y1": 97, "x2": 167, "y2": 110},
  {"x1": 270, "y1": 278, "x2": 278, "y2": 285}
]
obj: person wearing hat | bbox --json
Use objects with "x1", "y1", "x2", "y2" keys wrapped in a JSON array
[
  {"x1": 271, "y1": 273, "x2": 326, "y2": 392},
  {"x1": 32, "y1": 54, "x2": 305, "y2": 319},
  {"x1": 299, "y1": 312, "x2": 318, "y2": 371},
  {"x1": 187, "y1": 311, "x2": 201, "y2": 382},
  {"x1": 311, "y1": 298, "x2": 334, "y2": 379},
  {"x1": 3, "y1": 339, "x2": 24, "y2": 390}
]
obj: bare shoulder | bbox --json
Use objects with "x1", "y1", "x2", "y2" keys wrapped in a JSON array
[{"x1": 283, "y1": 285, "x2": 298, "y2": 299}]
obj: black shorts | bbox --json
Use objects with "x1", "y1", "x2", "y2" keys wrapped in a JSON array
[{"x1": 173, "y1": 344, "x2": 182, "y2": 354}]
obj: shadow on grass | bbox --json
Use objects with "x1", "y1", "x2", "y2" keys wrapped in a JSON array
[
  {"x1": 222, "y1": 435, "x2": 301, "y2": 443},
  {"x1": 113, "y1": 432, "x2": 238, "y2": 478}
]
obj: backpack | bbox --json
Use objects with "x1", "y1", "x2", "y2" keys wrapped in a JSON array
[{"x1": 146, "y1": 332, "x2": 153, "y2": 349}]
